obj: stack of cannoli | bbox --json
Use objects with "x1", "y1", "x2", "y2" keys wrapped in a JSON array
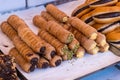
[
  {"x1": 1, "y1": 15, "x2": 62, "y2": 73},
  {"x1": 33, "y1": 4, "x2": 109, "y2": 57},
  {"x1": 72, "y1": 0, "x2": 120, "y2": 48}
]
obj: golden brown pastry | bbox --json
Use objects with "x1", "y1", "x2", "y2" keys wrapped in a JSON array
[
  {"x1": 95, "y1": 32, "x2": 107, "y2": 46},
  {"x1": 89, "y1": 0, "x2": 118, "y2": 8},
  {"x1": 33, "y1": 15, "x2": 47, "y2": 30},
  {"x1": 87, "y1": 47, "x2": 99, "y2": 55},
  {"x1": 50, "y1": 55, "x2": 62, "y2": 67},
  {"x1": 74, "y1": 30, "x2": 97, "y2": 51},
  {"x1": 41, "y1": 11, "x2": 57, "y2": 21},
  {"x1": 75, "y1": 46, "x2": 85, "y2": 58},
  {"x1": 68, "y1": 38, "x2": 80, "y2": 53},
  {"x1": 92, "y1": 21, "x2": 120, "y2": 34},
  {"x1": 1, "y1": 21, "x2": 18, "y2": 41},
  {"x1": 7, "y1": 15, "x2": 46, "y2": 54},
  {"x1": 47, "y1": 21, "x2": 74, "y2": 44},
  {"x1": 71, "y1": 3, "x2": 92, "y2": 18},
  {"x1": 7, "y1": 15, "x2": 27, "y2": 31},
  {"x1": 9, "y1": 48, "x2": 35, "y2": 73},
  {"x1": 46, "y1": 4, "x2": 68, "y2": 23},
  {"x1": 81, "y1": 11, "x2": 95, "y2": 25},
  {"x1": 99, "y1": 43, "x2": 109, "y2": 52},
  {"x1": 37, "y1": 57, "x2": 49, "y2": 68},
  {"x1": 1, "y1": 22, "x2": 39, "y2": 65},
  {"x1": 106, "y1": 28, "x2": 120, "y2": 48},
  {"x1": 69, "y1": 17, "x2": 97, "y2": 40},
  {"x1": 38, "y1": 29, "x2": 67, "y2": 55}
]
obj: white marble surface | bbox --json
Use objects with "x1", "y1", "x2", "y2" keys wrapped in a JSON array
[{"x1": 0, "y1": 0, "x2": 120, "y2": 80}]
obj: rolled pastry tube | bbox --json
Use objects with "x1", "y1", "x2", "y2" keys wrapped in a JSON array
[
  {"x1": 106, "y1": 28, "x2": 120, "y2": 48},
  {"x1": 42, "y1": 42, "x2": 56, "y2": 60},
  {"x1": 41, "y1": 11, "x2": 57, "y2": 21},
  {"x1": 61, "y1": 50, "x2": 74, "y2": 60},
  {"x1": 38, "y1": 29, "x2": 68, "y2": 56},
  {"x1": 99, "y1": 43, "x2": 109, "y2": 52},
  {"x1": 18, "y1": 25, "x2": 46, "y2": 54},
  {"x1": 37, "y1": 57, "x2": 49, "y2": 68},
  {"x1": 75, "y1": 46, "x2": 85, "y2": 58},
  {"x1": 33, "y1": 15, "x2": 47, "y2": 30},
  {"x1": 87, "y1": 47, "x2": 99, "y2": 55},
  {"x1": 47, "y1": 21, "x2": 74, "y2": 44},
  {"x1": 1, "y1": 22, "x2": 39, "y2": 65},
  {"x1": 68, "y1": 38, "x2": 80, "y2": 53},
  {"x1": 7, "y1": 15, "x2": 46, "y2": 54},
  {"x1": 9, "y1": 48, "x2": 36, "y2": 73},
  {"x1": 7, "y1": 15, "x2": 28, "y2": 31},
  {"x1": 1, "y1": 21, "x2": 18, "y2": 40},
  {"x1": 95, "y1": 32, "x2": 107, "y2": 46},
  {"x1": 69, "y1": 17, "x2": 97, "y2": 40},
  {"x1": 92, "y1": 21, "x2": 120, "y2": 34},
  {"x1": 81, "y1": 11, "x2": 95, "y2": 25},
  {"x1": 90, "y1": 0, "x2": 118, "y2": 8},
  {"x1": 46, "y1": 4, "x2": 68, "y2": 23},
  {"x1": 50, "y1": 55, "x2": 62, "y2": 67},
  {"x1": 93, "y1": 12, "x2": 120, "y2": 23},
  {"x1": 74, "y1": 30, "x2": 97, "y2": 51}
]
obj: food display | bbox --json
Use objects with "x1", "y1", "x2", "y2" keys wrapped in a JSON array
[
  {"x1": 72, "y1": 0, "x2": 120, "y2": 48},
  {"x1": 0, "y1": 0, "x2": 120, "y2": 79}
]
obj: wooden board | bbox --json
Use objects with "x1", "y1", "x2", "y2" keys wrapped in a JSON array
[{"x1": 0, "y1": 1, "x2": 120, "y2": 80}]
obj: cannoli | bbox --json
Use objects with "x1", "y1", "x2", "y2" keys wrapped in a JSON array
[
  {"x1": 106, "y1": 28, "x2": 120, "y2": 48},
  {"x1": 68, "y1": 38, "x2": 80, "y2": 53},
  {"x1": 93, "y1": 12, "x2": 120, "y2": 23},
  {"x1": 38, "y1": 29, "x2": 68, "y2": 56},
  {"x1": 1, "y1": 22, "x2": 39, "y2": 65},
  {"x1": 87, "y1": 47, "x2": 99, "y2": 55},
  {"x1": 61, "y1": 50, "x2": 74, "y2": 60},
  {"x1": 92, "y1": 21, "x2": 120, "y2": 34},
  {"x1": 69, "y1": 17, "x2": 97, "y2": 40},
  {"x1": 74, "y1": 30, "x2": 97, "y2": 51},
  {"x1": 47, "y1": 21, "x2": 74, "y2": 44},
  {"x1": 37, "y1": 57, "x2": 49, "y2": 68},
  {"x1": 8, "y1": 15, "x2": 46, "y2": 54},
  {"x1": 90, "y1": 0, "x2": 118, "y2": 8},
  {"x1": 33, "y1": 15, "x2": 47, "y2": 30},
  {"x1": 1, "y1": 21, "x2": 18, "y2": 40},
  {"x1": 42, "y1": 42, "x2": 56, "y2": 60},
  {"x1": 50, "y1": 55, "x2": 62, "y2": 67},
  {"x1": 99, "y1": 43, "x2": 109, "y2": 52},
  {"x1": 0, "y1": 52, "x2": 18, "y2": 80},
  {"x1": 7, "y1": 15, "x2": 27, "y2": 31},
  {"x1": 46, "y1": 4, "x2": 68, "y2": 23},
  {"x1": 95, "y1": 32, "x2": 107, "y2": 46},
  {"x1": 18, "y1": 24, "x2": 46, "y2": 54},
  {"x1": 75, "y1": 46, "x2": 85, "y2": 58},
  {"x1": 41, "y1": 11, "x2": 57, "y2": 21},
  {"x1": 9, "y1": 48, "x2": 36, "y2": 73}
]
